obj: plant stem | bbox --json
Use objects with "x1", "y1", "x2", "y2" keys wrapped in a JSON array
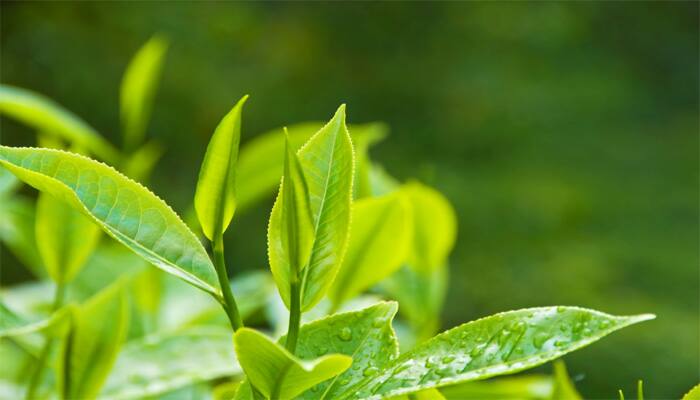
[
  {"x1": 24, "y1": 283, "x2": 65, "y2": 400},
  {"x1": 212, "y1": 232, "x2": 244, "y2": 331},
  {"x1": 285, "y1": 280, "x2": 301, "y2": 354}
]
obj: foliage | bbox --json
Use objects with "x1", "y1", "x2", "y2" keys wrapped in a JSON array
[{"x1": 0, "y1": 36, "x2": 674, "y2": 400}]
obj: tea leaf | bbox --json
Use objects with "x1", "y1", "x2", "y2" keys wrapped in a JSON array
[
  {"x1": 352, "y1": 125, "x2": 388, "y2": 199},
  {"x1": 381, "y1": 265, "x2": 448, "y2": 341},
  {"x1": 101, "y1": 327, "x2": 240, "y2": 400},
  {"x1": 389, "y1": 388, "x2": 446, "y2": 400},
  {"x1": 59, "y1": 282, "x2": 129, "y2": 400},
  {"x1": 287, "y1": 302, "x2": 399, "y2": 399},
  {"x1": 0, "y1": 146, "x2": 221, "y2": 297},
  {"x1": 404, "y1": 182, "x2": 457, "y2": 272},
  {"x1": 237, "y1": 122, "x2": 384, "y2": 210},
  {"x1": 329, "y1": 193, "x2": 411, "y2": 307},
  {"x1": 120, "y1": 35, "x2": 168, "y2": 150},
  {"x1": 0, "y1": 167, "x2": 19, "y2": 195},
  {"x1": 35, "y1": 192, "x2": 101, "y2": 284},
  {"x1": 0, "y1": 194, "x2": 45, "y2": 277},
  {"x1": 233, "y1": 328, "x2": 352, "y2": 399},
  {"x1": 295, "y1": 105, "x2": 355, "y2": 311},
  {"x1": 0, "y1": 301, "x2": 69, "y2": 338},
  {"x1": 0, "y1": 85, "x2": 119, "y2": 163},
  {"x1": 268, "y1": 133, "x2": 315, "y2": 308},
  {"x1": 340, "y1": 307, "x2": 654, "y2": 399},
  {"x1": 682, "y1": 384, "x2": 700, "y2": 400},
  {"x1": 194, "y1": 96, "x2": 247, "y2": 240},
  {"x1": 551, "y1": 360, "x2": 581, "y2": 400}
]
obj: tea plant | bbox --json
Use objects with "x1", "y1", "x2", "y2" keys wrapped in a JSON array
[{"x1": 0, "y1": 36, "x2": 694, "y2": 400}]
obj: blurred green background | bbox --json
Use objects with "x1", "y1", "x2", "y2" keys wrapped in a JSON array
[{"x1": 1, "y1": 2, "x2": 698, "y2": 398}]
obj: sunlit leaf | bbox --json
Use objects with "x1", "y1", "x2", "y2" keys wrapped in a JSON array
[
  {"x1": 403, "y1": 182, "x2": 457, "y2": 272},
  {"x1": 352, "y1": 125, "x2": 388, "y2": 199},
  {"x1": 194, "y1": 96, "x2": 247, "y2": 240},
  {"x1": 233, "y1": 328, "x2": 352, "y2": 400},
  {"x1": 288, "y1": 302, "x2": 399, "y2": 399},
  {"x1": 389, "y1": 388, "x2": 446, "y2": 400},
  {"x1": 0, "y1": 146, "x2": 221, "y2": 297},
  {"x1": 0, "y1": 85, "x2": 119, "y2": 163},
  {"x1": 295, "y1": 105, "x2": 354, "y2": 311},
  {"x1": 237, "y1": 122, "x2": 384, "y2": 210},
  {"x1": 35, "y1": 192, "x2": 101, "y2": 284},
  {"x1": 120, "y1": 35, "x2": 168, "y2": 150},
  {"x1": 551, "y1": 360, "x2": 581, "y2": 400},
  {"x1": 329, "y1": 192, "x2": 411, "y2": 307},
  {"x1": 682, "y1": 384, "x2": 700, "y2": 400},
  {"x1": 339, "y1": 307, "x2": 654, "y2": 399},
  {"x1": 100, "y1": 327, "x2": 239, "y2": 400},
  {"x1": 0, "y1": 167, "x2": 19, "y2": 195},
  {"x1": 59, "y1": 282, "x2": 129, "y2": 400},
  {"x1": 268, "y1": 132, "x2": 315, "y2": 309}
]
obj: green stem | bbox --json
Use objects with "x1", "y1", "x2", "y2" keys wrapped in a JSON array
[
  {"x1": 24, "y1": 283, "x2": 65, "y2": 400},
  {"x1": 212, "y1": 232, "x2": 244, "y2": 331},
  {"x1": 285, "y1": 280, "x2": 301, "y2": 354}
]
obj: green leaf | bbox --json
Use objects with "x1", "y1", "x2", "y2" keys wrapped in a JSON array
[
  {"x1": 268, "y1": 132, "x2": 315, "y2": 307},
  {"x1": 120, "y1": 35, "x2": 168, "y2": 150},
  {"x1": 100, "y1": 327, "x2": 240, "y2": 400},
  {"x1": 35, "y1": 192, "x2": 101, "y2": 284},
  {"x1": 329, "y1": 192, "x2": 411, "y2": 307},
  {"x1": 381, "y1": 265, "x2": 448, "y2": 342},
  {"x1": 0, "y1": 85, "x2": 119, "y2": 163},
  {"x1": 287, "y1": 302, "x2": 399, "y2": 399},
  {"x1": 550, "y1": 360, "x2": 581, "y2": 400},
  {"x1": 233, "y1": 328, "x2": 352, "y2": 400},
  {"x1": 0, "y1": 146, "x2": 221, "y2": 297},
  {"x1": 440, "y1": 375, "x2": 554, "y2": 399},
  {"x1": 340, "y1": 307, "x2": 654, "y2": 399},
  {"x1": 389, "y1": 388, "x2": 446, "y2": 400},
  {"x1": 0, "y1": 167, "x2": 19, "y2": 195},
  {"x1": 59, "y1": 282, "x2": 129, "y2": 400},
  {"x1": 403, "y1": 182, "x2": 457, "y2": 271},
  {"x1": 237, "y1": 122, "x2": 383, "y2": 211},
  {"x1": 0, "y1": 301, "x2": 70, "y2": 338},
  {"x1": 194, "y1": 96, "x2": 247, "y2": 240},
  {"x1": 682, "y1": 384, "x2": 700, "y2": 400},
  {"x1": 352, "y1": 125, "x2": 388, "y2": 199},
  {"x1": 0, "y1": 194, "x2": 45, "y2": 277},
  {"x1": 269, "y1": 105, "x2": 355, "y2": 311}
]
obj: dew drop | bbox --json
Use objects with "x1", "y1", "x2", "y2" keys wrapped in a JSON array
[
  {"x1": 557, "y1": 306, "x2": 566, "y2": 313},
  {"x1": 532, "y1": 332, "x2": 548, "y2": 349},
  {"x1": 339, "y1": 378, "x2": 350, "y2": 386},
  {"x1": 442, "y1": 355, "x2": 455, "y2": 363},
  {"x1": 338, "y1": 327, "x2": 353, "y2": 341},
  {"x1": 470, "y1": 346, "x2": 482, "y2": 358},
  {"x1": 363, "y1": 366, "x2": 379, "y2": 377},
  {"x1": 600, "y1": 320, "x2": 611, "y2": 329},
  {"x1": 372, "y1": 317, "x2": 385, "y2": 328}
]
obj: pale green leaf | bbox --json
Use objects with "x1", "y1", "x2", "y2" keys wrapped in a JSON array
[
  {"x1": 0, "y1": 167, "x2": 19, "y2": 195},
  {"x1": 0, "y1": 85, "x2": 119, "y2": 163},
  {"x1": 268, "y1": 132, "x2": 315, "y2": 307},
  {"x1": 381, "y1": 265, "x2": 448, "y2": 342},
  {"x1": 237, "y1": 122, "x2": 384, "y2": 211},
  {"x1": 329, "y1": 192, "x2": 411, "y2": 307},
  {"x1": 404, "y1": 182, "x2": 457, "y2": 271},
  {"x1": 60, "y1": 282, "x2": 129, "y2": 400},
  {"x1": 0, "y1": 146, "x2": 221, "y2": 297},
  {"x1": 353, "y1": 125, "x2": 388, "y2": 199},
  {"x1": 100, "y1": 327, "x2": 239, "y2": 400},
  {"x1": 233, "y1": 328, "x2": 352, "y2": 400},
  {"x1": 282, "y1": 105, "x2": 355, "y2": 311},
  {"x1": 287, "y1": 302, "x2": 399, "y2": 400},
  {"x1": 0, "y1": 301, "x2": 70, "y2": 338},
  {"x1": 340, "y1": 307, "x2": 654, "y2": 399},
  {"x1": 550, "y1": 360, "x2": 581, "y2": 400},
  {"x1": 0, "y1": 194, "x2": 45, "y2": 277},
  {"x1": 389, "y1": 388, "x2": 446, "y2": 400},
  {"x1": 120, "y1": 35, "x2": 168, "y2": 150},
  {"x1": 440, "y1": 375, "x2": 554, "y2": 400},
  {"x1": 194, "y1": 96, "x2": 247, "y2": 240},
  {"x1": 36, "y1": 192, "x2": 101, "y2": 284},
  {"x1": 682, "y1": 384, "x2": 700, "y2": 400}
]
